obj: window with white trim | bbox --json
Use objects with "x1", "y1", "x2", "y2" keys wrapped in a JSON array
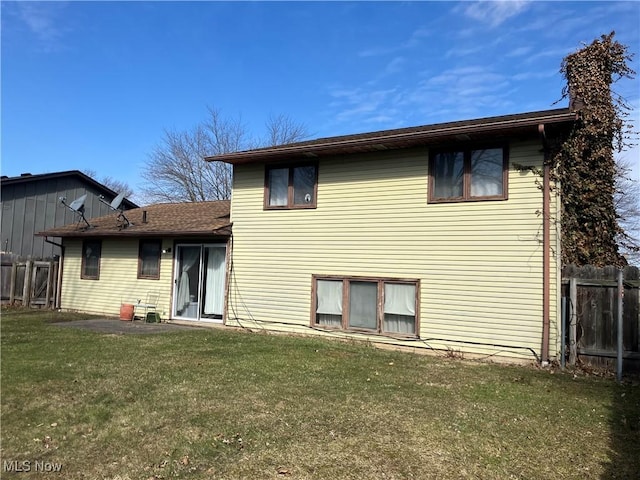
[{"x1": 313, "y1": 276, "x2": 418, "y2": 336}]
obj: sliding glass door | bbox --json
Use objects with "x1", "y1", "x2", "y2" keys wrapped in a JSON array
[{"x1": 173, "y1": 243, "x2": 226, "y2": 322}]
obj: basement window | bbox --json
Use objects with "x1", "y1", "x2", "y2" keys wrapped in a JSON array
[
  {"x1": 312, "y1": 276, "x2": 418, "y2": 336},
  {"x1": 265, "y1": 163, "x2": 318, "y2": 209},
  {"x1": 429, "y1": 146, "x2": 508, "y2": 202}
]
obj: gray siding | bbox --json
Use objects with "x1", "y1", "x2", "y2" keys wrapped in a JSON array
[{"x1": 1, "y1": 175, "x2": 134, "y2": 259}]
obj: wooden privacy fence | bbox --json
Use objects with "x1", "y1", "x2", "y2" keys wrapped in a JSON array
[
  {"x1": 1, "y1": 254, "x2": 59, "y2": 308},
  {"x1": 562, "y1": 265, "x2": 639, "y2": 373}
]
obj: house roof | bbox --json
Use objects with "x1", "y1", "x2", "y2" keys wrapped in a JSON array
[
  {"x1": 36, "y1": 201, "x2": 231, "y2": 238},
  {"x1": 204, "y1": 108, "x2": 576, "y2": 165},
  {"x1": 0, "y1": 170, "x2": 139, "y2": 209}
]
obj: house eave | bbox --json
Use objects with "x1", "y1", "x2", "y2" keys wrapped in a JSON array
[
  {"x1": 36, "y1": 227, "x2": 232, "y2": 239},
  {"x1": 204, "y1": 108, "x2": 576, "y2": 165},
  {"x1": 0, "y1": 170, "x2": 139, "y2": 209}
]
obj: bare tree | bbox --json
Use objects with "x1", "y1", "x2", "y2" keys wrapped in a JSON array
[
  {"x1": 142, "y1": 126, "x2": 223, "y2": 203},
  {"x1": 265, "y1": 113, "x2": 310, "y2": 146},
  {"x1": 203, "y1": 106, "x2": 248, "y2": 154},
  {"x1": 615, "y1": 156, "x2": 640, "y2": 265},
  {"x1": 141, "y1": 107, "x2": 309, "y2": 203},
  {"x1": 83, "y1": 170, "x2": 135, "y2": 200}
]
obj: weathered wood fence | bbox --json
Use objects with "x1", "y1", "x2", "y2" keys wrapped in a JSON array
[
  {"x1": 562, "y1": 265, "x2": 640, "y2": 373},
  {"x1": 1, "y1": 254, "x2": 59, "y2": 308}
]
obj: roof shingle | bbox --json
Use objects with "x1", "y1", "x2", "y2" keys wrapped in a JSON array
[{"x1": 36, "y1": 201, "x2": 231, "y2": 238}]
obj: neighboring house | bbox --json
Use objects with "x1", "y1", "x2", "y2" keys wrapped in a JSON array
[
  {"x1": 36, "y1": 201, "x2": 231, "y2": 322},
  {"x1": 1, "y1": 170, "x2": 138, "y2": 259},
  {"x1": 203, "y1": 108, "x2": 577, "y2": 364}
]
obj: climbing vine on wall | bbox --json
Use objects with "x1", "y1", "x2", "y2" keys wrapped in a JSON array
[{"x1": 552, "y1": 32, "x2": 636, "y2": 267}]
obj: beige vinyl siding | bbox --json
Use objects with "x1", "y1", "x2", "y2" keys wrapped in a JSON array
[
  {"x1": 60, "y1": 238, "x2": 174, "y2": 319},
  {"x1": 228, "y1": 140, "x2": 559, "y2": 360}
]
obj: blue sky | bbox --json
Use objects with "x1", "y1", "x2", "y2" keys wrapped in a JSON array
[{"x1": 2, "y1": 1, "x2": 639, "y2": 203}]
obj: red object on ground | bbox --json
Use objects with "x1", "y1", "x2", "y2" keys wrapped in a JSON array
[{"x1": 119, "y1": 303, "x2": 134, "y2": 321}]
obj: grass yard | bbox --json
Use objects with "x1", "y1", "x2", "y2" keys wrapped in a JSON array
[{"x1": 1, "y1": 308, "x2": 639, "y2": 479}]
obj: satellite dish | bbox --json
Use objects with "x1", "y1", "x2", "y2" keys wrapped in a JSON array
[
  {"x1": 98, "y1": 192, "x2": 131, "y2": 228},
  {"x1": 59, "y1": 194, "x2": 91, "y2": 228},
  {"x1": 109, "y1": 192, "x2": 125, "y2": 210},
  {"x1": 98, "y1": 192, "x2": 125, "y2": 211},
  {"x1": 68, "y1": 194, "x2": 87, "y2": 213}
]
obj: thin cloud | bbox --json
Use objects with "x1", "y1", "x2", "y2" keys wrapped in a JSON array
[
  {"x1": 512, "y1": 69, "x2": 559, "y2": 81},
  {"x1": 326, "y1": 65, "x2": 517, "y2": 128},
  {"x1": 358, "y1": 45, "x2": 400, "y2": 58},
  {"x1": 461, "y1": 1, "x2": 531, "y2": 28},
  {"x1": 405, "y1": 26, "x2": 432, "y2": 48},
  {"x1": 365, "y1": 115, "x2": 394, "y2": 124},
  {"x1": 384, "y1": 57, "x2": 406, "y2": 75},
  {"x1": 446, "y1": 32, "x2": 504, "y2": 57},
  {"x1": 426, "y1": 66, "x2": 507, "y2": 90},
  {"x1": 522, "y1": 46, "x2": 577, "y2": 65},
  {"x1": 505, "y1": 46, "x2": 534, "y2": 58},
  {"x1": 514, "y1": 3, "x2": 614, "y2": 40},
  {"x1": 10, "y1": 2, "x2": 69, "y2": 52},
  {"x1": 326, "y1": 2, "x2": 637, "y2": 133},
  {"x1": 445, "y1": 45, "x2": 484, "y2": 58},
  {"x1": 328, "y1": 86, "x2": 399, "y2": 123},
  {"x1": 358, "y1": 25, "x2": 434, "y2": 57}
]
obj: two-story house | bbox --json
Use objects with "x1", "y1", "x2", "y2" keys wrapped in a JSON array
[
  {"x1": 204, "y1": 108, "x2": 576, "y2": 364},
  {"x1": 38, "y1": 108, "x2": 576, "y2": 364}
]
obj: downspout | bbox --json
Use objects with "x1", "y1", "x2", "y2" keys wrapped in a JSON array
[
  {"x1": 538, "y1": 124, "x2": 551, "y2": 365},
  {"x1": 44, "y1": 237, "x2": 64, "y2": 251},
  {"x1": 223, "y1": 233, "x2": 233, "y2": 326}
]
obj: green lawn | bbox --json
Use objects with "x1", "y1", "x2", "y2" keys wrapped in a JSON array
[{"x1": 1, "y1": 308, "x2": 638, "y2": 479}]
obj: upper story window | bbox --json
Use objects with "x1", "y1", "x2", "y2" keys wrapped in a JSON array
[
  {"x1": 265, "y1": 163, "x2": 318, "y2": 209},
  {"x1": 429, "y1": 146, "x2": 508, "y2": 203},
  {"x1": 81, "y1": 240, "x2": 101, "y2": 280},
  {"x1": 138, "y1": 239, "x2": 161, "y2": 279}
]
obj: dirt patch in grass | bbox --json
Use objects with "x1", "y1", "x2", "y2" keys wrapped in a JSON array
[{"x1": 51, "y1": 318, "x2": 202, "y2": 335}]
